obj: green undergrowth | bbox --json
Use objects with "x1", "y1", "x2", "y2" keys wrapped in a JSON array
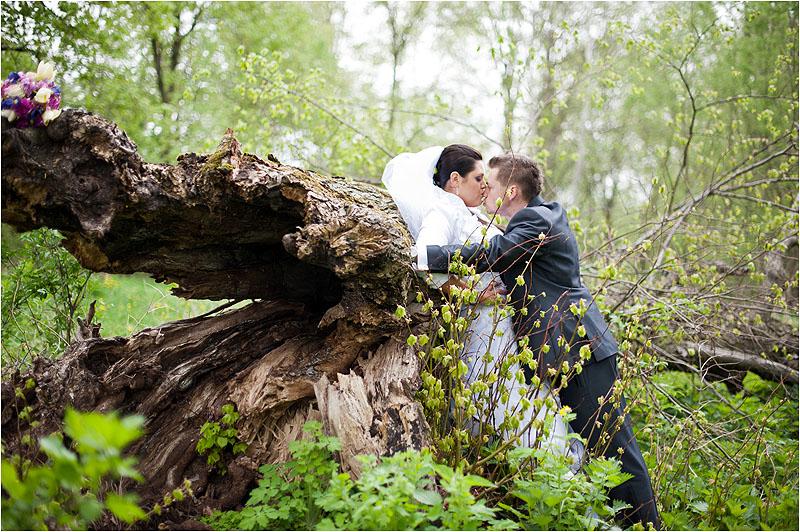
[
  {"x1": 202, "y1": 421, "x2": 629, "y2": 531},
  {"x1": 1, "y1": 227, "x2": 220, "y2": 368},
  {"x1": 2, "y1": 409, "x2": 147, "y2": 530},
  {"x1": 630, "y1": 370, "x2": 799, "y2": 530},
  {"x1": 199, "y1": 370, "x2": 799, "y2": 532}
]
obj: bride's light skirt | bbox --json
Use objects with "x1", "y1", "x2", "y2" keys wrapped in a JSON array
[{"x1": 459, "y1": 302, "x2": 585, "y2": 469}]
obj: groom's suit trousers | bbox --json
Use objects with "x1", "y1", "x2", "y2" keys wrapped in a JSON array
[
  {"x1": 426, "y1": 195, "x2": 660, "y2": 529},
  {"x1": 559, "y1": 355, "x2": 660, "y2": 529}
]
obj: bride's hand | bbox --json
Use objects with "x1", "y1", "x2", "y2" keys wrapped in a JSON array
[
  {"x1": 477, "y1": 280, "x2": 507, "y2": 305},
  {"x1": 441, "y1": 275, "x2": 469, "y2": 296}
]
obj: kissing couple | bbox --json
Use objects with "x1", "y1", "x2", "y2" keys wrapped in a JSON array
[{"x1": 382, "y1": 145, "x2": 660, "y2": 529}]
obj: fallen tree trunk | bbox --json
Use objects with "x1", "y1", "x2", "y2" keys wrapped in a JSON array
[
  {"x1": 658, "y1": 343, "x2": 799, "y2": 385},
  {"x1": 1, "y1": 110, "x2": 429, "y2": 526}
]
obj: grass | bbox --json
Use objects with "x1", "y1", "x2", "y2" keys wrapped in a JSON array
[{"x1": 85, "y1": 273, "x2": 219, "y2": 337}]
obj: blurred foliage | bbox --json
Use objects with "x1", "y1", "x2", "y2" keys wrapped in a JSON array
[
  {"x1": 1, "y1": 228, "x2": 92, "y2": 367},
  {"x1": 0, "y1": 226, "x2": 216, "y2": 367},
  {"x1": 2, "y1": 408, "x2": 146, "y2": 530},
  {"x1": 84, "y1": 272, "x2": 216, "y2": 337},
  {"x1": 1, "y1": 1, "x2": 341, "y2": 163}
]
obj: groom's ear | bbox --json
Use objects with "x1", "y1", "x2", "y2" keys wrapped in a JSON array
[{"x1": 506, "y1": 184, "x2": 518, "y2": 201}]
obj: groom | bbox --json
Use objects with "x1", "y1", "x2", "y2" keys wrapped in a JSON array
[{"x1": 424, "y1": 153, "x2": 660, "y2": 529}]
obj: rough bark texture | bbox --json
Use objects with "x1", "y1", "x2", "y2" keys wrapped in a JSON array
[{"x1": 1, "y1": 110, "x2": 429, "y2": 526}]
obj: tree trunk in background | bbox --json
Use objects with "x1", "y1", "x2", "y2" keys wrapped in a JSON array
[{"x1": 1, "y1": 110, "x2": 796, "y2": 528}]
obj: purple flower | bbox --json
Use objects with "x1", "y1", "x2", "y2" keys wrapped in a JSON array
[
  {"x1": 13, "y1": 97, "x2": 34, "y2": 118},
  {"x1": 3, "y1": 66, "x2": 61, "y2": 128},
  {"x1": 19, "y1": 74, "x2": 36, "y2": 94}
]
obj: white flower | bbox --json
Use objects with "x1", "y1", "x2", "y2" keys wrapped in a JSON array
[
  {"x1": 42, "y1": 108, "x2": 61, "y2": 125},
  {"x1": 34, "y1": 87, "x2": 53, "y2": 104},
  {"x1": 1, "y1": 108, "x2": 17, "y2": 122},
  {"x1": 5, "y1": 83, "x2": 24, "y2": 99},
  {"x1": 35, "y1": 61, "x2": 55, "y2": 82}
]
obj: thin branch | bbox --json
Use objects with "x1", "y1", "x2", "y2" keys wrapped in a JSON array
[
  {"x1": 151, "y1": 37, "x2": 168, "y2": 104},
  {"x1": 714, "y1": 190, "x2": 798, "y2": 213},
  {"x1": 719, "y1": 176, "x2": 797, "y2": 193},
  {"x1": 342, "y1": 101, "x2": 505, "y2": 150},
  {"x1": 696, "y1": 94, "x2": 795, "y2": 112},
  {"x1": 253, "y1": 74, "x2": 394, "y2": 158},
  {"x1": 634, "y1": 138, "x2": 795, "y2": 249},
  {"x1": 668, "y1": 63, "x2": 697, "y2": 211}
]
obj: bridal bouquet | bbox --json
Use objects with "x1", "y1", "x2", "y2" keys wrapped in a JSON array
[{"x1": 1, "y1": 62, "x2": 62, "y2": 128}]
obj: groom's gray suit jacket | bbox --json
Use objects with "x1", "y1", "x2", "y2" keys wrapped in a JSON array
[{"x1": 426, "y1": 195, "x2": 618, "y2": 374}]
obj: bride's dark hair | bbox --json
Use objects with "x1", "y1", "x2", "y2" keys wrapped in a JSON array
[{"x1": 434, "y1": 144, "x2": 482, "y2": 188}]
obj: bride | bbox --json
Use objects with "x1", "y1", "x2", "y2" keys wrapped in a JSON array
[{"x1": 382, "y1": 145, "x2": 582, "y2": 463}]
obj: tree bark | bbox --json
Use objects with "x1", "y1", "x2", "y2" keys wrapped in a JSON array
[{"x1": 1, "y1": 109, "x2": 429, "y2": 526}]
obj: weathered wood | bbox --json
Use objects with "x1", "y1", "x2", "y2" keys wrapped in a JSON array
[
  {"x1": 1, "y1": 111, "x2": 430, "y2": 525},
  {"x1": 2, "y1": 110, "x2": 414, "y2": 306},
  {"x1": 676, "y1": 342, "x2": 798, "y2": 384},
  {"x1": 314, "y1": 338, "x2": 429, "y2": 477}
]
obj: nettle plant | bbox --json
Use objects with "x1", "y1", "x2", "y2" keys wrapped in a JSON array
[
  {"x1": 1, "y1": 408, "x2": 147, "y2": 530},
  {"x1": 203, "y1": 421, "x2": 342, "y2": 531},
  {"x1": 204, "y1": 423, "x2": 630, "y2": 531}
]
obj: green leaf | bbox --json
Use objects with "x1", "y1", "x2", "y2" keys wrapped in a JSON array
[
  {"x1": 433, "y1": 462, "x2": 454, "y2": 481},
  {"x1": 544, "y1": 493, "x2": 562, "y2": 507},
  {"x1": 77, "y1": 494, "x2": 104, "y2": 524},
  {"x1": 64, "y1": 409, "x2": 144, "y2": 453},
  {"x1": 413, "y1": 488, "x2": 442, "y2": 506},
  {"x1": 464, "y1": 474, "x2": 495, "y2": 488},
  {"x1": 39, "y1": 434, "x2": 78, "y2": 464},
  {"x1": 726, "y1": 499, "x2": 746, "y2": 517},
  {"x1": 116, "y1": 456, "x2": 145, "y2": 482},
  {"x1": 0, "y1": 460, "x2": 28, "y2": 505},
  {"x1": 233, "y1": 442, "x2": 248, "y2": 454},
  {"x1": 105, "y1": 493, "x2": 146, "y2": 524},
  {"x1": 316, "y1": 517, "x2": 337, "y2": 530}
]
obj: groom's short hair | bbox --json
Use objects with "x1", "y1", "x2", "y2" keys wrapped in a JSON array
[{"x1": 488, "y1": 153, "x2": 542, "y2": 201}]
